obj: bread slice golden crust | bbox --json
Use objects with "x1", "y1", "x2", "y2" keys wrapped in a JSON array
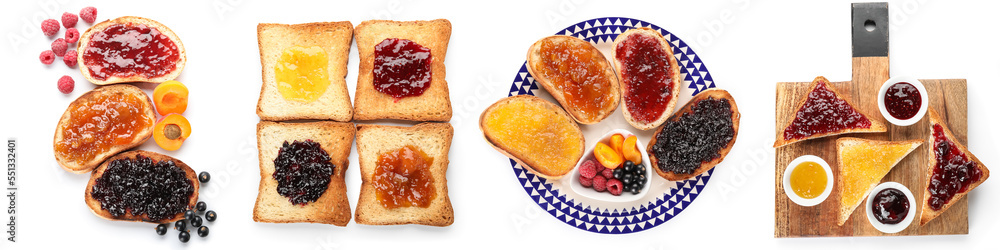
[
  {"x1": 611, "y1": 27, "x2": 681, "y2": 131},
  {"x1": 77, "y1": 16, "x2": 186, "y2": 85},
  {"x1": 835, "y1": 138, "x2": 922, "y2": 226},
  {"x1": 648, "y1": 89, "x2": 740, "y2": 181},
  {"x1": 920, "y1": 110, "x2": 990, "y2": 226},
  {"x1": 353, "y1": 19, "x2": 452, "y2": 121},
  {"x1": 479, "y1": 95, "x2": 584, "y2": 180},
  {"x1": 355, "y1": 123, "x2": 453, "y2": 226},
  {"x1": 773, "y1": 76, "x2": 886, "y2": 148},
  {"x1": 84, "y1": 150, "x2": 199, "y2": 224},
  {"x1": 254, "y1": 121, "x2": 355, "y2": 226},
  {"x1": 526, "y1": 35, "x2": 620, "y2": 124},
  {"x1": 256, "y1": 22, "x2": 354, "y2": 122},
  {"x1": 53, "y1": 84, "x2": 155, "y2": 174}
]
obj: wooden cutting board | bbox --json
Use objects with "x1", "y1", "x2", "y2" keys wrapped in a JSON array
[{"x1": 773, "y1": 3, "x2": 970, "y2": 237}]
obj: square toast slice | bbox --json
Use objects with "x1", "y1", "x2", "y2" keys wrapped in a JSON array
[
  {"x1": 254, "y1": 121, "x2": 355, "y2": 226},
  {"x1": 257, "y1": 22, "x2": 354, "y2": 122},
  {"x1": 353, "y1": 19, "x2": 453, "y2": 121},
  {"x1": 355, "y1": 123, "x2": 454, "y2": 226}
]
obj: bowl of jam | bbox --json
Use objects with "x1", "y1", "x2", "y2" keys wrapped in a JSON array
[
  {"x1": 782, "y1": 155, "x2": 833, "y2": 207},
  {"x1": 878, "y1": 76, "x2": 928, "y2": 126},
  {"x1": 865, "y1": 182, "x2": 916, "y2": 234}
]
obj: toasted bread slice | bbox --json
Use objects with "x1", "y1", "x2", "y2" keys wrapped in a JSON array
[
  {"x1": 835, "y1": 138, "x2": 922, "y2": 226},
  {"x1": 353, "y1": 19, "x2": 452, "y2": 121},
  {"x1": 84, "y1": 150, "x2": 199, "y2": 224},
  {"x1": 480, "y1": 95, "x2": 584, "y2": 180},
  {"x1": 77, "y1": 16, "x2": 186, "y2": 85},
  {"x1": 355, "y1": 123, "x2": 453, "y2": 226},
  {"x1": 920, "y1": 110, "x2": 990, "y2": 225},
  {"x1": 53, "y1": 84, "x2": 156, "y2": 174},
  {"x1": 611, "y1": 27, "x2": 681, "y2": 130},
  {"x1": 526, "y1": 35, "x2": 620, "y2": 124},
  {"x1": 648, "y1": 89, "x2": 740, "y2": 181},
  {"x1": 256, "y1": 22, "x2": 354, "y2": 122},
  {"x1": 254, "y1": 121, "x2": 355, "y2": 226},
  {"x1": 773, "y1": 76, "x2": 886, "y2": 148}
]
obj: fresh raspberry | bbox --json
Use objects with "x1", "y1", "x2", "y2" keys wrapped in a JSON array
[
  {"x1": 64, "y1": 28, "x2": 79, "y2": 43},
  {"x1": 58, "y1": 76, "x2": 74, "y2": 94},
  {"x1": 41, "y1": 19, "x2": 60, "y2": 36},
  {"x1": 40, "y1": 50, "x2": 56, "y2": 65},
  {"x1": 61, "y1": 12, "x2": 78, "y2": 28},
  {"x1": 606, "y1": 179, "x2": 623, "y2": 196},
  {"x1": 578, "y1": 175, "x2": 593, "y2": 188},
  {"x1": 592, "y1": 175, "x2": 607, "y2": 192},
  {"x1": 601, "y1": 167, "x2": 614, "y2": 179},
  {"x1": 80, "y1": 7, "x2": 97, "y2": 23},
  {"x1": 51, "y1": 38, "x2": 67, "y2": 55},
  {"x1": 63, "y1": 50, "x2": 77, "y2": 67},
  {"x1": 579, "y1": 160, "x2": 598, "y2": 178}
]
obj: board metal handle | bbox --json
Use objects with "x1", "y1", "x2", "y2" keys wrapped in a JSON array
[{"x1": 852, "y1": 2, "x2": 889, "y2": 57}]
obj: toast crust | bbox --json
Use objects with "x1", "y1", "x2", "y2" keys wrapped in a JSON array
[
  {"x1": 611, "y1": 28, "x2": 680, "y2": 131},
  {"x1": 353, "y1": 19, "x2": 453, "y2": 121},
  {"x1": 84, "y1": 150, "x2": 199, "y2": 224},
  {"x1": 77, "y1": 16, "x2": 186, "y2": 85},
  {"x1": 834, "y1": 138, "x2": 922, "y2": 226},
  {"x1": 53, "y1": 84, "x2": 155, "y2": 174},
  {"x1": 648, "y1": 89, "x2": 740, "y2": 181},
  {"x1": 773, "y1": 76, "x2": 887, "y2": 148},
  {"x1": 256, "y1": 22, "x2": 355, "y2": 122},
  {"x1": 254, "y1": 121, "x2": 355, "y2": 226},
  {"x1": 920, "y1": 110, "x2": 990, "y2": 225},
  {"x1": 479, "y1": 95, "x2": 584, "y2": 180},
  {"x1": 355, "y1": 123, "x2": 454, "y2": 226},
  {"x1": 526, "y1": 35, "x2": 620, "y2": 124}
]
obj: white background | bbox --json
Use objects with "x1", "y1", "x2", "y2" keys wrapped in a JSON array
[{"x1": 1, "y1": 0, "x2": 998, "y2": 249}]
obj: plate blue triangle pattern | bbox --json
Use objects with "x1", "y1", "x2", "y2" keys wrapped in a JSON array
[{"x1": 506, "y1": 17, "x2": 716, "y2": 234}]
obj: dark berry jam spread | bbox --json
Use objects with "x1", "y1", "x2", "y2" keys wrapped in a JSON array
[
  {"x1": 871, "y1": 188, "x2": 909, "y2": 224},
  {"x1": 272, "y1": 140, "x2": 335, "y2": 205},
  {"x1": 927, "y1": 124, "x2": 982, "y2": 211},
  {"x1": 615, "y1": 32, "x2": 674, "y2": 124},
  {"x1": 884, "y1": 82, "x2": 921, "y2": 120},
  {"x1": 373, "y1": 38, "x2": 432, "y2": 101},
  {"x1": 82, "y1": 23, "x2": 181, "y2": 81},
  {"x1": 90, "y1": 155, "x2": 194, "y2": 222},
  {"x1": 783, "y1": 80, "x2": 872, "y2": 140},
  {"x1": 651, "y1": 97, "x2": 734, "y2": 175}
]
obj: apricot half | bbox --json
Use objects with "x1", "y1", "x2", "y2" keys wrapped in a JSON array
[
  {"x1": 609, "y1": 134, "x2": 625, "y2": 158},
  {"x1": 153, "y1": 80, "x2": 189, "y2": 115},
  {"x1": 153, "y1": 114, "x2": 191, "y2": 151},
  {"x1": 622, "y1": 135, "x2": 642, "y2": 163},
  {"x1": 594, "y1": 142, "x2": 624, "y2": 169}
]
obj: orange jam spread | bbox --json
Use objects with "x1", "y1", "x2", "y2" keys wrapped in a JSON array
[
  {"x1": 373, "y1": 145, "x2": 436, "y2": 209},
  {"x1": 481, "y1": 98, "x2": 583, "y2": 176},
  {"x1": 274, "y1": 46, "x2": 330, "y2": 102},
  {"x1": 790, "y1": 161, "x2": 826, "y2": 199},
  {"x1": 535, "y1": 39, "x2": 615, "y2": 121},
  {"x1": 55, "y1": 92, "x2": 151, "y2": 165}
]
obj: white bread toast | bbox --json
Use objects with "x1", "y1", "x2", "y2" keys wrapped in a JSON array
[
  {"x1": 256, "y1": 22, "x2": 354, "y2": 122},
  {"x1": 480, "y1": 95, "x2": 585, "y2": 180},
  {"x1": 254, "y1": 121, "x2": 355, "y2": 226},
  {"x1": 773, "y1": 76, "x2": 886, "y2": 148},
  {"x1": 77, "y1": 16, "x2": 186, "y2": 85},
  {"x1": 835, "y1": 138, "x2": 922, "y2": 226},
  {"x1": 526, "y1": 35, "x2": 621, "y2": 124},
  {"x1": 53, "y1": 84, "x2": 156, "y2": 174},
  {"x1": 920, "y1": 110, "x2": 990, "y2": 225},
  {"x1": 353, "y1": 19, "x2": 452, "y2": 121},
  {"x1": 611, "y1": 27, "x2": 680, "y2": 130},
  {"x1": 355, "y1": 123, "x2": 454, "y2": 226},
  {"x1": 648, "y1": 89, "x2": 740, "y2": 181},
  {"x1": 84, "y1": 150, "x2": 199, "y2": 224}
]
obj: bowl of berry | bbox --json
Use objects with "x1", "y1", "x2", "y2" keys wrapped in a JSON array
[{"x1": 567, "y1": 129, "x2": 651, "y2": 202}]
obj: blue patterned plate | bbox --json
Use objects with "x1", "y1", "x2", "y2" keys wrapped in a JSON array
[{"x1": 507, "y1": 17, "x2": 717, "y2": 234}]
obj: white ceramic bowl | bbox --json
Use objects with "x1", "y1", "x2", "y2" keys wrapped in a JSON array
[
  {"x1": 866, "y1": 182, "x2": 917, "y2": 234},
  {"x1": 782, "y1": 155, "x2": 834, "y2": 207},
  {"x1": 566, "y1": 129, "x2": 652, "y2": 202},
  {"x1": 877, "y1": 76, "x2": 928, "y2": 126}
]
